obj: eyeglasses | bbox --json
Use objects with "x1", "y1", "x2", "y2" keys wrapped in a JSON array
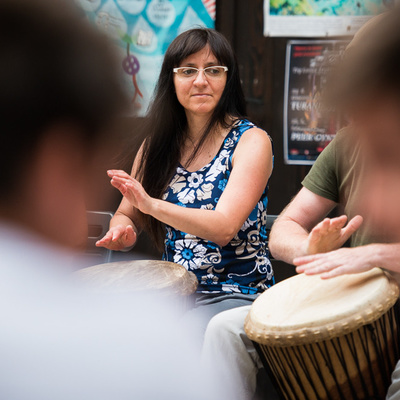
[{"x1": 173, "y1": 66, "x2": 228, "y2": 80}]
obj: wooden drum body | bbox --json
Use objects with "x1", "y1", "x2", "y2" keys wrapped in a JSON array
[{"x1": 245, "y1": 268, "x2": 400, "y2": 400}]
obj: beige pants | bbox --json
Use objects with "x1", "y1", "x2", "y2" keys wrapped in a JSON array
[
  {"x1": 201, "y1": 305, "x2": 261, "y2": 400},
  {"x1": 388, "y1": 360, "x2": 400, "y2": 399}
]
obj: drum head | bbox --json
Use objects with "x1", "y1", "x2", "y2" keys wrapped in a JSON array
[
  {"x1": 245, "y1": 268, "x2": 399, "y2": 346},
  {"x1": 75, "y1": 260, "x2": 198, "y2": 296}
]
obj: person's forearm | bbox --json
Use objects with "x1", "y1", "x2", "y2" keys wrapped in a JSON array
[
  {"x1": 149, "y1": 199, "x2": 237, "y2": 247},
  {"x1": 369, "y1": 243, "x2": 400, "y2": 274},
  {"x1": 269, "y1": 217, "x2": 310, "y2": 264}
]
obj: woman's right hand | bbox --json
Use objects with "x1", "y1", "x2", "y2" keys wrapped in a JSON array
[{"x1": 95, "y1": 224, "x2": 137, "y2": 251}]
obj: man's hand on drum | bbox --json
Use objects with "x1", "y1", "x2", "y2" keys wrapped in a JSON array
[
  {"x1": 96, "y1": 224, "x2": 137, "y2": 251},
  {"x1": 294, "y1": 245, "x2": 377, "y2": 279},
  {"x1": 107, "y1": 170, "x2": 154, "y2": 215},
  {"x1": 305, "y1": 215, "x2": 363, "y2": 255}
]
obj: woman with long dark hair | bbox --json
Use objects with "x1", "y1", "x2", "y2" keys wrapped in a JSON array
[{"x1": 97, "y1": 28, "x2": 274, "y2": 331}]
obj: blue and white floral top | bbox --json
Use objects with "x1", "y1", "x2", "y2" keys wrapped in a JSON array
[{"x1": 162, "y1": 119, "x2": 274, "y2": 294}]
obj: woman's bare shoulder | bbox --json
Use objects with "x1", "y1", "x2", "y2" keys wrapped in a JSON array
[{"x1": 238, "y1": 126, "x2": 272, "y2": 151}]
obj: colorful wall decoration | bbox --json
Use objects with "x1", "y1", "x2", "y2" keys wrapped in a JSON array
[
  {"x1": 264, "y1": 0, "x2": 389, "y2": 37},
  {"x1": 79, "y1": 0, "x2": 216, "y2": 115}
]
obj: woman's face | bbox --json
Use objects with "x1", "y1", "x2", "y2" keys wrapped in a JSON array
[{"x1": 173, "y1": 45, "x2": 227, "y2": 118}]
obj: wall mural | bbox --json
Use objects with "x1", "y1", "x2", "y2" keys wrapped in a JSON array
[{"x1": 79, "y1": 0, "x2": 216, "y2": 115}]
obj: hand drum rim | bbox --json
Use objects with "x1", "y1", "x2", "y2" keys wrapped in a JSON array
[
  {"x1": 75, "y1": 260, "x2": 198, "y2": 296},
  {"x1": 245, "y1": 268, "x2": 399, "y2": 346}
]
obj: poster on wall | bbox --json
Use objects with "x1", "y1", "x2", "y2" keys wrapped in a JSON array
[
  {"x1": 78, "y1": 0, "x2": 216, "y2": 116},
  {"x1": 284, "y1": 40, "x2": 348, "y2": 165},
  {"x1": 264, "y1": 0, "x2": 389, "y2": 37}
]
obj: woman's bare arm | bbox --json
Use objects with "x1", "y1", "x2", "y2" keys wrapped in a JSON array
[{"x1": 107, "y1": 128, "x2": 273, "y2": 247}]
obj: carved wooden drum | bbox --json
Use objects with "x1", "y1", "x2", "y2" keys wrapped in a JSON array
[{"x1": 245, "y1": 268, "x2": 400, "y2": 400}]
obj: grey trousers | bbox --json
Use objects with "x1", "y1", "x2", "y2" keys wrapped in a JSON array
[
  {"x1": 388, "y1": 360, "x2": 400, "y2": 399},
  {"x1": 181, "y1": 293, "x2": 257, "y2": 340},
  {"x1": 201, "y1": 305, "x2": 261, "y2": 400}
]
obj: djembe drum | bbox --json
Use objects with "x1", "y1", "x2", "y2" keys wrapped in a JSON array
[
  {"x1": 245, "y1": 268, "x2": 400, "y2": 400},
  {"x1": 75, "y1": 260, "x2": 198, "y2": 309}
]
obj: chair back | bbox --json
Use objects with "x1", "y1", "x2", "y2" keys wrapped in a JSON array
[{"x1": 84, "y1": 211, "x2": 114, "y2": 266}]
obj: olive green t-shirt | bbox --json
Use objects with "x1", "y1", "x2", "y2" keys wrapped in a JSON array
[{"x1": 302, "y1": 127, "x2": 389, "y2": 247}]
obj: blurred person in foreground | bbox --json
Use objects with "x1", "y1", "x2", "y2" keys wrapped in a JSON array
[
  {"x1": 202, "y1": 8, "x2": 400, "y2": 399},
  {"x1": 0, "y1": 1, "x2": 223, "y2": 399}
]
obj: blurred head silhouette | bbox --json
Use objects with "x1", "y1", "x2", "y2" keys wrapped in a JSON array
[
  {"x1": 0, "y1": 0, "x2": 126, "y2": 248},
  {"x1": 328, "y1": 7, "x2": 400, "y2": 163},
  {"x1": 327, "y1": 7, "x2": 400, "y2": 238},
  {"x1": 0, "y1": 5, "x2": 228, "y2": 400}
]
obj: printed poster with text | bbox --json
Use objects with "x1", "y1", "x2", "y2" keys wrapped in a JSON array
[
  {"x1": 264, "y1": 0, "x2": 388, "y2": 37},
  {"x1": 78, "y1": 0, "x2": 216, "y2": 116},
  {"x1": 284, "y1": 40, "x2": 348, "y2": 165}
]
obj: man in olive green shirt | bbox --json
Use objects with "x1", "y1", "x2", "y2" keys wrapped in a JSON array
[{"x1": 270, "y1": 126, "x2": 398, "y2": 278}]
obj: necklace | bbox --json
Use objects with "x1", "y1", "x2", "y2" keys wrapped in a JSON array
[
  {"x1": 184, "y1": 122, "x2": 233, "y2": 166},
  {"x1": 186, "y1": 135, "x2": 214, "y2": 158}
]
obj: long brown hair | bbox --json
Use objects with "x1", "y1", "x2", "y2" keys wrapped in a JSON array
[{"x1": 135, "y1": 28, "x2": 246, "y2": 249}]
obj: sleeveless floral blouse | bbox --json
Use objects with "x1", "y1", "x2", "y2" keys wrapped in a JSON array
[{"x1": 162, "y1": 119, "x2": 274, "y2": 294}]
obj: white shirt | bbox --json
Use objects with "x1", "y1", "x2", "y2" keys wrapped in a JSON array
[{"x1": 0, "y1": 223, "x2": 220, "y2": 400}]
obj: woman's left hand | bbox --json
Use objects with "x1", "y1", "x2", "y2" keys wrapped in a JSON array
[
  {"x1": 293, "y1": 245, "x2": 377, "y2": 279},
  {"x1": 107, "y1": 170, "x2": 154, "y2": 215}
]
